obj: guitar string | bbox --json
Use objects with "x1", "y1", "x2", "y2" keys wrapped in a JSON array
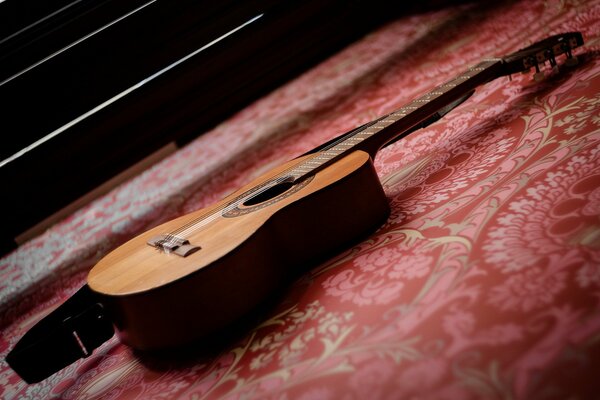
[
  {"x1": 163, "y1": 114, "x2": 394, "y2": 242},
  {"x1": 168, "y1": 174, "x2": 293, "y2": 239},
  {"x1": 150, "y1": 36, "x2": 585, "y2": 247},
  {"x1": 159, "y1": 63, "x2": 491, "y2": 246},
  {"x1": 161, "y1": 113, "x2": 392, "y2": 242},
  {"x1": 160, "y1": 125, "x2": 380, "y2": 245},
  {"x1": 168, "y1": 137, "x2": 357, "y2": 240},
  {"x1": 162, "y1": 111, "x2": 413, "y2": 244},
  {"x1": 160, "y1": 71, "x2": 477, "y2": 245}
]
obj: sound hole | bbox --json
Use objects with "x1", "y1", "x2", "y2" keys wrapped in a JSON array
[{"x1": 243, "y1": 181, "x2": 295, "y2": 206}]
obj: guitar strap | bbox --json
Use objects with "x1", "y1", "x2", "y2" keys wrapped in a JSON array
[{"x1": 5, "y1": 285, "x2": 114, "y2": 383}]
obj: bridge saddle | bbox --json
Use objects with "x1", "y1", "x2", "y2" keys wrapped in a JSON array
[{"x1": 147, "y1": 235, "x2": 200, "y2": 257}]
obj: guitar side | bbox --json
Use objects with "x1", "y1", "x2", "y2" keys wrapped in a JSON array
[{"x1": 87, "y1": 150, "x2": 390, "y2": 350}]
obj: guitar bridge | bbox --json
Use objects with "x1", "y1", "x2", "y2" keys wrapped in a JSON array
[{"x1": 147, "y1": 235, "x2": 200, "y2": 257}]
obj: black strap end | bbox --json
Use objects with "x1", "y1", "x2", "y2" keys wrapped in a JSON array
[{"x1": 5, "y1": 286, "x2": 114, "y2": 383}]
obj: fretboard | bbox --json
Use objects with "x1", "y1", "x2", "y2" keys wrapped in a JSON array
[{"x1": 287, "y1": 58, "x2": 503, "y2": 181}]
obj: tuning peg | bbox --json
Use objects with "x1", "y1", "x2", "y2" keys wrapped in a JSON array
[
  {"x1": 546, "y1": 51, "x2": 559, "y2": 74},
  {"x1": 562, "y1": 43, "x2": 579, "y2": 67},
  {"x1": 533, "y1": 63, "x2": 545, "y2": 82},
  {"x1": 565, "y1": 54, "x2": 579, "y2": 67}
]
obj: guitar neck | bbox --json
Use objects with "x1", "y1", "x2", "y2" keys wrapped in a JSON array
[{"x1": 287, "y1": 58, "x2": 504, "y2": 181}]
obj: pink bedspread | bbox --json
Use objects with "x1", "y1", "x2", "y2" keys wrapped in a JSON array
[{"x1": 2, "y1": 1, "x2": 600, "y2": 398}]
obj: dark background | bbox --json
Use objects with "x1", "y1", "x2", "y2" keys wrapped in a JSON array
[{"x1": 0, "y1": 0, "x2": 468, "y2": 255}]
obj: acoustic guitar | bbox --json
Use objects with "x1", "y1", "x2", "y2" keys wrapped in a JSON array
[{"x1": 84, "y1": 32, "x2": 584, "y2": 351}]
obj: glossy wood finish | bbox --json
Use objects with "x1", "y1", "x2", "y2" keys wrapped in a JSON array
[{"x1": 88, "y1": 150, "x2": 390, "y2": 349}]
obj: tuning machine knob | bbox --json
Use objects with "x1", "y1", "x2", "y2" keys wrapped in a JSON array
[
  {"x1": 565, "y1": 53, "x2": 579, "y2": 67},
  {"x1": 565, "y1": 56, "x2": 579, "y2": 66},
  {"x1": 562, "y1": 42, "x2": 579, "y2": 66},
  {"x1": 533, "y1": 63, "x2": 545, "y2": 82}
]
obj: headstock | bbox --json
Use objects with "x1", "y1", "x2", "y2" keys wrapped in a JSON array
[{"x1": 500, "y1": 32, "x2": 584, "y2": 80}]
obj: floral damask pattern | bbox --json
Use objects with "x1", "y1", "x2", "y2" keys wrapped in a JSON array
[
  {"x1": 322, "y1": 232, "x2": 439, "y2": 306},
  {"x1": 487, "y1": 267, "x2": 568, "y2": 312},
  {"x1": 2, "y1": 0, "x2": 600, "y2": 399}
]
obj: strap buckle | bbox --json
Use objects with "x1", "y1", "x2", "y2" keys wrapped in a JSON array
[
  {"x1": 62, "y1": 303, "x2": 107, "y2": 358},
  {"x1": 6, "y1": 285, "x2": 115, "y2": 383}
]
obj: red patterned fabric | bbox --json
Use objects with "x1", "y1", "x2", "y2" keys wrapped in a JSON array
[{"x1": 2, "y1": 1, "x2": 600, "y2": 398}]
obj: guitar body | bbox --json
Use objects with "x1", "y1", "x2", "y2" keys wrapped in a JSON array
[{"x1": 88, "y1": 150, "x2": 390, "y2": 350}]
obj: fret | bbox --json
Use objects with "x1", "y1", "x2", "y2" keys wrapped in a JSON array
[
  {"x1": 315, "y1": 153, "x2": 337, "y2": 161},
  {"x1": 328, "y1": 149, "x2": 345, "y2": 155},
  {"x1": 422, "y1": 91, "x2": 444, "y2": 98},
  {"x1": 295, "y1": 164, "x2": 313, "y2": 170},
  {"x1": 304, "y1": 161, "x2": 321, "y2": 166},
  {"x1": 291, "y1": 169, "x2": 310, "y2": 176},
  {"x1": 313, "y1": 155, "x2": 331, "y2": 161}
]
